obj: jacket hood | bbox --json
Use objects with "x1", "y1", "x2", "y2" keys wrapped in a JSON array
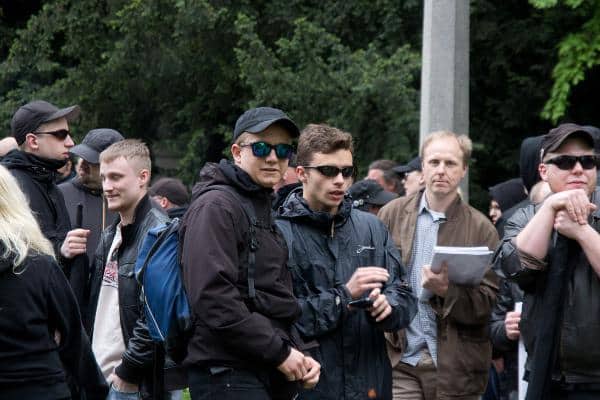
[
  {"x1": 277, "y1": 188, "x2": 353, "y2": 229},
  {"x1": 489, "y1": 178, "x2": 527, "y2": 212},
  {"x1": 519, "y1": 135, "x2": 543, "y2": 192},
  {"x1": 191, "y1": 159, "x2": 271, "y2": 202},
  {"x1": 1, "y1": 149, "x2": 66, "y2": 183}
]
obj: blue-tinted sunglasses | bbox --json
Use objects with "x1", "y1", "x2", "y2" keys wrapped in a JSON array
[{"x1": 241, "y1": 141, "x2": 294, "y2": 160}]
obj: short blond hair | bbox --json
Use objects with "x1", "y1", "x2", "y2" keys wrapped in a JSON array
[
  {"x1": 100, "y1": 139, "x2": 151, "y2": 173},
  {"x1": 421, "y1": 130, "x2": 472, "y2": 166}
]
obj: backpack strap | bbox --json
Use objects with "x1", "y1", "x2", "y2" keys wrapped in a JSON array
[{"x1": 195, "y1": 185, "x2": 259, "y2": 300}]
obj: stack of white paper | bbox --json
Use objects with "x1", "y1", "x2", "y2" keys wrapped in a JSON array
[{"x1": 420, "y1": 246, "x2": 493, "y2": 302}]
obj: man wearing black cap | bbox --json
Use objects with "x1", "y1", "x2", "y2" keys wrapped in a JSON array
[
  {"x1": 497, "y1": 123, "x2": 600, "y2": 399},
  {"x1": 393, "y1": 156, "x2": 423, "y2": 196},
  {"x1": 348, "y1": 179, "x2": 398, "y2": 215},
  {"x1": 149, "y1": 177, "x2": 189, "y2": 219},
  {"x1": 181, "y1": 107, "x2": 320, "y2": 400},
  {"x1": 1, "y1": 100, "x2": 90, "y2": 267},
  {"x1": 60, "y1": 128, "x2": 124, "y2": 260}
]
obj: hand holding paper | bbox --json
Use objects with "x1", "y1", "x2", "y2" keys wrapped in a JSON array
[{"x1": 422, "y1": 262, "x2": 449, "y2": 297}]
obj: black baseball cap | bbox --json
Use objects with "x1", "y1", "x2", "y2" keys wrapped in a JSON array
[
  {"x1": 348, "y1": 180, "x2": 397, "y2": 210},
  {"x1": 393, "y1": 156, "x2": 422, "y2": 174},
  {"x1": 11, "y1": 100, "x2": 80, "y2": 145},
  {"x1": 149, "y1": 177, "x2": 189, "y2": 206},
  {"x1": 233, "y1": 107, "x2": 300, "y2": 141},
  {"x1": 70, "y1": 128, "x2": 125, "y2": 164},
  {"x1": 541, "y1": 123, "x2": 595, "y2": 160}
]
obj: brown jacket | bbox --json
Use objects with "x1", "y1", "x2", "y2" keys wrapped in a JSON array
[{"x1": 378, "y1": 190, "x2": 499, "y2": 398}]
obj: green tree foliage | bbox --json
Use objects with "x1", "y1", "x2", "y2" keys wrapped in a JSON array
[
  {"x1": 529, "y1": 0, "x2": 600, "y2": 122},
  {"x1": 0, "y1": 0, "x2": 421, "y2": 183}
]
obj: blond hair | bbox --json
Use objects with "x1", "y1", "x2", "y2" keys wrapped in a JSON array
[
  {"x1": 100, "y1": 139, "x2": 151, "y2": 174},
  {"x1": 421, "y1": 130, "x2": 472, "y2": 166},
  {"x1": 0, "y1": 166, "x2": 54, "y2": 268}
]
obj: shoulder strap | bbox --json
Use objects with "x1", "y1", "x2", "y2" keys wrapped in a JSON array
[{"x1": 197, "y1": 185, "x2": 259, "y2": 299}]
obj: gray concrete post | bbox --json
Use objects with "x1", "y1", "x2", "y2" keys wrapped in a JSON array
[{"x1": 419, "y1": 0, "x2": 470, "y2": 200}]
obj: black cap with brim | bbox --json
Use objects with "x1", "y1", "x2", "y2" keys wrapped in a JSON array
[
  {"x1": 349, "y1": 179, "x2": 398, "y2": 208},
  {"x1": 368, "y1": 189, "x2": 398, "y2": 205},
  {"x1": 70, "y1": 128, "x2": 124, "y2": 164},
  {"x1": 233, "y1": 107, "x2": 300, "y2": 141},
  {"x1": 541, "y1": 123, "x2": 595, "y2": 159},
  {"x1": 393, "y1": 156, "x2": 422, "y2": 174},
  {"x1": 11, "y1": 100, "x2": 80, "y2": 145}
]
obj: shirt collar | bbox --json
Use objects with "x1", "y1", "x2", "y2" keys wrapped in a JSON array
[{"x1": 418, "y1": 192, "x2": 446, "y2": 222}]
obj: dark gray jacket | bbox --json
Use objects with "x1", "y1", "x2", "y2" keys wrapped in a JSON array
[
  {"x1": 496, "y1": 187, "x2": 600, "y2": 383},
  {"x1": 276, "y1": 191, "x2": 417, "y2": 400}
]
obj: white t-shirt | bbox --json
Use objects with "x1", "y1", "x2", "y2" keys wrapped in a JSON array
[{"x1": 92, "y1": 224, "x2": 126, "y2": 381}]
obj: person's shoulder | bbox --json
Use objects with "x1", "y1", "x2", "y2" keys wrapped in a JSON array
[
  {"x1": 378, "y1": 192, "x2": 419, "y2": 220},
  {"x1": 188, "y1": 185, "x2": 246, "y2": 215}
]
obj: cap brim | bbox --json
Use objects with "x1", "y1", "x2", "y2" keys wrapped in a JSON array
[
  {"x1": 45, "y1": 105, "x2": 81, "y2": 123},
  {"x1": 392, "y1": 165, "x2": 412, "y2": 174},
  {"x1": 245, "y1": 118, "x2": 300, "y2": 138},
  {"x1": 70, "y1": 143, "x2": 99, "y2": 163},
  {"x1": 369, "y1": 190, "x2": 398, "y2": 205}
]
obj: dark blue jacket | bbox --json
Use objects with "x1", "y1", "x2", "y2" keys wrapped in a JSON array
[{"x1": 276, "y1": 190, "x2": 416, "y2": 400}]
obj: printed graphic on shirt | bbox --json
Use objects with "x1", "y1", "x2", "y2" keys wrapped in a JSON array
[{"x1": 102, "y1": 260, "x2": 118, "y2": 288}]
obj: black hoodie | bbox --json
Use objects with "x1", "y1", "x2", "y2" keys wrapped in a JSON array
[
  {"x1": 0, "y1": 251, "x2": 107, "y2": 399},
  {"x1": 181, "y1": 160, "x2": 302, "y2": 373}
]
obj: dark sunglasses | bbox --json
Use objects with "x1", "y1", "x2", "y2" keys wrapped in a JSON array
[
  {"x1": 241, "y1": 141, "x2": 294, "y2": 160},
  {"x1": 545, "y1": 154, "x2": 600, "y2": 170},
  {"x1": 33, "y1": 129, "x2": 71, "y2": 140},
  {"x1": 304, "y1": 165, "x2": 355, "y2": 178}
]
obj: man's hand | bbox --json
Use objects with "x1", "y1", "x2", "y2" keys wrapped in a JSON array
[
  {"x1": 547, "y1": 189, "x2": 596, "y2": 225},
  {"x1": 301, "y1": 356, "x2": 321, "y2": 389},
  {"x1": 422, "y1": 262, "x2": 449, "y2": 297},
  {"x1": 345, "y1": 267, "x2": 389, "y2": 299},
  {"x1": 60, "y1": 228, "x2": 90, "y2": 259},
  {"x1": 368, "y1": 287, "x2": 392, "y2": 322},
  {"x1": 277, "y1": 348, "x2": 307, "y2": 381},
  {"x1": 554, "y1": 210, "x2": 590, "y2": 241},
  {"x1": 505, "y1": 310, "x2": 521, "y2": 341},
  {"x1": 109, "y1": 373, "x2": 139, "y2": 393}
]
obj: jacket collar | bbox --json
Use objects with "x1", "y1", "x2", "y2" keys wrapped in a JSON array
[
  {"x1": 277, "y1": 188, "x2": 353, "y2": 229},
  {"x1": 118, "y1": 194, "x2": 153, "y2": 247}
]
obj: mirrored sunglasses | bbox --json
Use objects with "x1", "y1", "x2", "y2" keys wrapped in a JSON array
[{"x1": 241, "y1": 141, "x2": 294, "y2": 160}]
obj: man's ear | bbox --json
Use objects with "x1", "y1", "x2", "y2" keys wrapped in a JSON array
[
  {"x1": 296, "y1": 166, "x2": 308, "y2": 184},
  {"x1": 231, "y1": 143, "x2": 242, "y2": 164},
  {"x1": 539, "y1": 163, "x2": 548, "y2": 182},
  {"x1": 24, "y1": 133, "x2": 39, "y2": 151},
  {"x1": 139, "y1": 169, "x2": 150, "y2": 187}
]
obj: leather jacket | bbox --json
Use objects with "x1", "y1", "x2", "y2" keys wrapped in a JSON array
[
  {"x1": 496, "y1": 187, "x2": 600, "y2": 383},
  {"x1": 87, "y1": 195, "x2": 169, "y2": 388}
]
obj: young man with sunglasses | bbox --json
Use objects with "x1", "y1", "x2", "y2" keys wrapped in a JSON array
[
  {"x1": 275, "y1": 124, "x2": 416, "y2": 400},
  {"x1": 378, "y1": 131, "x2": 499, "y2": 400},
  {"x1": 181, "y1": 107, "x2": 320, "y2": 400},
  {"x1": 2, "y1": 101, "x2": 92, "y2": 274},
  {"x1": 497, "y1": 123, "x2": 600, "y2": 399}
]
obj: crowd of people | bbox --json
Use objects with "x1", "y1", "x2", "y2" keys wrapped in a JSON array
[{"x1": 0, "y1": 99, "x2": 599, "y2": 400}]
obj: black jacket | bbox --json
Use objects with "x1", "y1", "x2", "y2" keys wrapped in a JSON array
[
  {"x1": 1, "y1": 150, "x2": 71, "y2": 259},
  {"x1": 276, "y1": 190, "x2": 417, "y2": 400},
  {"x1": 0, "y1": 251, "x2": 107, "y2": 400},
  {"x1": 87, "y1": 194, "x2": 169, "y2": 393},
  {"x1": 496, "y1": 188, "x2": 600, "y2": 384},
  {"x1": 181, "y1": 160, "x2": 301, "y2": 372}
]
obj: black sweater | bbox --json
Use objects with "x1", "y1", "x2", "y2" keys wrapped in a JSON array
[{"x1": 0, "y1": 252, "x2": 107, "y2": 399}]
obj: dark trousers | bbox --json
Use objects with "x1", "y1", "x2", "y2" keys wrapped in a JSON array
[
  {"x1": 188, "y1": 366, "x2": 273, "y2": 400},
  {"x1": 549, "y1": 381, "x2": 600, "y2": 400}
]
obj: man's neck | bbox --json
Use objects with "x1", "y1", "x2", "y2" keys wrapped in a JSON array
[
  {"x1": 424, "y1": 189, "x2": 458, "y2": 213},
  {"x1": 302, "y1": 194, "x2": 339, "y2": 216},
  {"x1": 119, "y1": 195, "x2": 146, "y2": 226}
]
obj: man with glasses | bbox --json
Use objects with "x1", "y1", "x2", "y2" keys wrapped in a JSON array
[
  {"x1": 497, "y1": 124, "x2": 600, "y2": 399},
  {"x1": 2, "y1": 100, "x2": 91, "y2": 273},
  {"x1": 378, "y1": 131, "x2": 499, "y2": 400},
  {"x1": 275, "y1": 123, "x2": 416, "y2": 400},
  {"x1": 181, "y1": 107, "x2": 320, "y2": 400}
]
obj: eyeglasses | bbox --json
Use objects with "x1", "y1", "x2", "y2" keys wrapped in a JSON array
[
  {"x1": 303, "y1": 165, "x2": 355, "y2": 178},
  {"x1": 240, "y1": 141, "x2": 294, "y2": 160},
  {"x1": 545, "y1": 155, "x2": 600, "y2": 170},
  {"x1": 33, "y1": 129, "x2": 71, "y2": 140}
]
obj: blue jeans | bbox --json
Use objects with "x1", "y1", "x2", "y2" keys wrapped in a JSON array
[{"x1": 106, "y1": 384, "x2": 140, "y2": 400}]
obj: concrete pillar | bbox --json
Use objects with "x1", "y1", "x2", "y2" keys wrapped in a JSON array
[{"x1": 419, "y1": 0, "x2": 470, "y2": 200}]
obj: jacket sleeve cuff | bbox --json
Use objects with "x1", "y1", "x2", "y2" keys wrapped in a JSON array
[
  {"x1": 114, "y1": 359, "x2": 145, "y2": 385},
  {"x1": 268, "y1": 341, "x2": 291, "y2": 367}
]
